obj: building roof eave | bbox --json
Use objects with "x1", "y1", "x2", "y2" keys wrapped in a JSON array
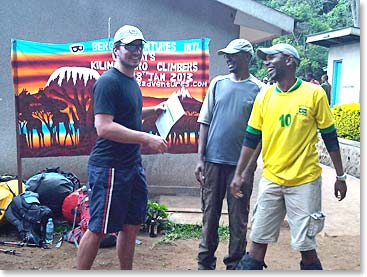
[
  {"x1": 306, "y1": 27, "x2": 360, "y2": 48},
  {"x1": 215, "y1": 0, "x2": 295, "y2": 43}
]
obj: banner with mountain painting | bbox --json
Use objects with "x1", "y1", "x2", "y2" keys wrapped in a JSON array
[{"x1": 11, "y1": 38, "x2": 210, "y2": 158}]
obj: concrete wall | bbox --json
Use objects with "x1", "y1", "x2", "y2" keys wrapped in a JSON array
[
  {"x1": 317, "y1": 137, "x2": 360, "y2": 178},
  {"x1": 327, "y1": 42, "x2": 360, "y2": 104},
  {"x1": 0, "y1": 0, "x2": 240, "y2": 187}
]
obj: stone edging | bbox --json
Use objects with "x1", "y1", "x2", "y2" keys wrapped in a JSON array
[{"x1": 317, "y1": 136, "x2": 360, "y2": 178}]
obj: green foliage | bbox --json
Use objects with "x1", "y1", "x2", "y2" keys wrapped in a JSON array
[
  {"x1": 142, "y1": 201, "x2": 230, "y2": 245},
  {"x1": 160, "y1": 223, "x2": 202, "y2": 244},
  {"x1": 252, "y1": 0, "x2": 353, "y2": 80},
  {"x1": 331, "y1": 103, "x2": 360, "y2": 141},
  {"x1": 141, "y1": 201, "x2": 169, "y2": 233},
  {"x1": 325, "y1": 0, "x2": 354, "y2": 27},
  {"x1": 156, "y1": 223, "x2": 229, "y2": 245},
  {"x1": 146, "y1": 201, "x2": 169, "y2": 220}
]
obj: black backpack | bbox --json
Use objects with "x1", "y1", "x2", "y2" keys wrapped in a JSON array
[
  {"x1": 5, "y1": 191, "x2": 53, "y2": 246},
  {"x1": 25, "y1": 167, "x2": 80, "y2": 217}
]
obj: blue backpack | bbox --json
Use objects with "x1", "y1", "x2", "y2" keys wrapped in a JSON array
[{"x1": 5, "y1": 191, "x2": 53, "y2": 246}]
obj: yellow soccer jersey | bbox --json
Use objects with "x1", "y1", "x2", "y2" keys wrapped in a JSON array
[{"x1": 247, "y1": 78, "x2": 335, "y2": 186}]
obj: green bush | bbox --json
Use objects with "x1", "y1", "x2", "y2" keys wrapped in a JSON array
[
  {"x1": 331, "y1": 103, "x2": 360, "y2": 141},
  {"x1": 141, "y1": 201, "x2": 169, "y2": 233}
]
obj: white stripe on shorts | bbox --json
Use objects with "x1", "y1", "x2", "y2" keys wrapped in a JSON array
[{"x1": 103, "y1": 168, "x2": 115, "y2": 234}]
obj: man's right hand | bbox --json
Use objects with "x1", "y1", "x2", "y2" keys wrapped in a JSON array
[
  {"x1": 145, "y1": 133, "x2": 168, "y2": 154},
  {"x1": 194, "y1": 160, "x2": 205, "y2": 186},
  {"x1": 230, "y1": 174, "x2": 244, "y2": 199}
]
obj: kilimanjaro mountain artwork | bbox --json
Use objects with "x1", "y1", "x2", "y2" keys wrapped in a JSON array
[{"x1": 11, "y1": 38, "x2": 210, "y2": 157}]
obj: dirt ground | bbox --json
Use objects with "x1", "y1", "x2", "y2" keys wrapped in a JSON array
[{"x1": 0, "y1": 224, "x2": 360, "y2": 271}]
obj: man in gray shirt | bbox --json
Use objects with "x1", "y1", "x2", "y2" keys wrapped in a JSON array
[{"x1": 195, "y1": 39, "x2": 262, "y2": 270}]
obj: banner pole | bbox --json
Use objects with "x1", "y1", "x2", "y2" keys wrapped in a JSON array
[
  {"x1": 15, "y1": 97, "x2": 23, "y2": 194},
  {"x1": 11, "y1": 39, "x2": 23, "y2": 194},
  {"x1": 108, "y1": 17, "x2": 111, "y2": 38}
]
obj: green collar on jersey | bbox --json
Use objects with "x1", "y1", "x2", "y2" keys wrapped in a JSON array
[{"x1": 275, "y1": 78, "x2": 302, "y2": 93}]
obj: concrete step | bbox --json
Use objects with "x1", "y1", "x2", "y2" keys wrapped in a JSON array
[{"x1": 148, "y1": 186, "x2": 200, "y2": 197}]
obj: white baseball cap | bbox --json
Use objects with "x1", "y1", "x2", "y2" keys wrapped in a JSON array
[
  {"x1": 217, "y1": 39, "x2": 254, "y2": 56},
  {"x1": 113, "y1": 25, "x2": 146, "y2": 44},
  {"x1": 257, "y1": 43, "x2": 300, "y2": 62}
]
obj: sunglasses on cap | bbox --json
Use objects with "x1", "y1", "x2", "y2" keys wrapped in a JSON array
[{"x1": 118, "y1": 43, "x2": 144, "y2": 52}]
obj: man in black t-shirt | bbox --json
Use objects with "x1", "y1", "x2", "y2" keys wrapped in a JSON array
[{"x1": 77, "y1": 25, "x2": 168, "y2": 270}]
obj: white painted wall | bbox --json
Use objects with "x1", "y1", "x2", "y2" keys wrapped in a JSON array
[{"x1": 327, "y1": 42, "x2": 360, "y2": 105}]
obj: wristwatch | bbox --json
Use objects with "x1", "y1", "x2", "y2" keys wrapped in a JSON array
[{"x1": 336, "y1": 173, "x2": 347, "y2": 181}]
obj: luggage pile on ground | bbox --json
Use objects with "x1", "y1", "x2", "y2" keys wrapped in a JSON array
[
  {"x1": 0, "y1": 168, "x2": 116, "y2": 250},
  {"x1": 0, "y1": 168, "x2": 81, "y2": 248}
]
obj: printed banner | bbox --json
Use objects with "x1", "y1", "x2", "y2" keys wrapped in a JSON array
[{"x1": 11, "y1": 38, "x2": 210, "y2": 157}]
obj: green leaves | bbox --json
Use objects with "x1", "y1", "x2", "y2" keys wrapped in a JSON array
[
  {"x1": 143, "y1": 201, "x2": 231, "y2": 245},
  {"x1": 146, "y1": 200, "x2": 169, "y2": 220},
  {"x1": 156, "y1": 223, "x2": 230, "y2": 245},
  {"x1": 141, "y1": 201, "x2": 170, "y2": 234},
  {"x1": 252, "y1": 0, "x2": 354, "y2": 80}
]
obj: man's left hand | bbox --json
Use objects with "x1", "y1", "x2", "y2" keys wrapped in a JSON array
[{"x1": 334, "y1": 180, "x2": 347, "y2": 201}]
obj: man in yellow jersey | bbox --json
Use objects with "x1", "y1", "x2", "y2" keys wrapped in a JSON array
[{"x1": 231, "y1": 43, "x2": 347, "y2": 270}]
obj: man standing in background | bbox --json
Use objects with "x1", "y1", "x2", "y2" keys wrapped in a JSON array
[
  {"x1": 195, "y1": 39, "x2": 262, "y2": 270},
  {"x1": 321, "y1": 74, "x2": 332, "y2": 104}
]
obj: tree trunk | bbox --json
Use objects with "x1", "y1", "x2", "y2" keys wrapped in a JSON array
[{"x1": 349, "y1": 0, "x2": 360, "y2": 27}]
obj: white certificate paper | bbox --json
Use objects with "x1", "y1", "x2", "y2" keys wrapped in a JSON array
[{"x1": 155, "y1": 92, "x2": 185, "y2": 139}]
